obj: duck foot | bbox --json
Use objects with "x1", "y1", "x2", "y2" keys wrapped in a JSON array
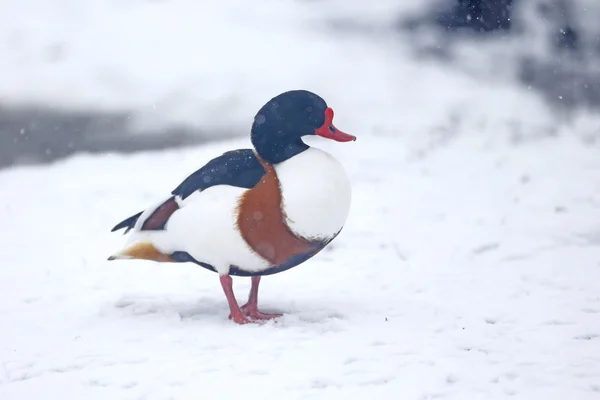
[
  {"x1": 227, "y1": 310, "x2": 251, "y2": 324},
  {"x1": 220, "y1": 274, "x2": 282, "y2": 324},
  {"x1": 227, "y1": 305, "x2": 282, "y2": 323},
  {"x1": 240, "y1": 303, "x2": 283, "y2": 321},
  {"x1": 241, "y1": 275, "x2": 282, "y2": 321}
]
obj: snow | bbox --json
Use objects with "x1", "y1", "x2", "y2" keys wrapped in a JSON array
[{"x1": 2, "y1": 125, "x2": 600, "y2": 399}]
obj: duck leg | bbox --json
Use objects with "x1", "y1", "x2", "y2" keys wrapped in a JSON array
[
  {"x1": 219, "y1": 275, "x2": 250, "y2": 324},
  {"x1": 240, "y1": 276, "x2": 283, "y2": 320}
]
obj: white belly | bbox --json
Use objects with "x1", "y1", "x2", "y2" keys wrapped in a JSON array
[{"x1": 274, "y1": 147, "x2": 352, "y2": 240}]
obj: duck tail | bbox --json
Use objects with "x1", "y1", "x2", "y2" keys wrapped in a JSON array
[
  {"x1": 107, "y1": 241, "x2": 175, "y2": 263},
  {"x1": 111, "y1": 196, "x2": 179, "y2": 235},
  {"x1": 111, "y1": 211, "x2": 143, "y2": 234},
  {"x1": 108, "y1": 196, "x2": 181, "y2": 263}
]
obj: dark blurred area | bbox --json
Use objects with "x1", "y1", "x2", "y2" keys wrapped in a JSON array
[
  {"x1": 401, "y1": 0, "x2": 600, "y2": 109},
  {"x1": 430, "y1": 0, "x2": 517, "y2": 32},
  {"x1": 1, "y1": 0, "x2": 598, "y2": 170},
  {"x1": 0, "y1": 106, "x2": 210, "y2": 169}
]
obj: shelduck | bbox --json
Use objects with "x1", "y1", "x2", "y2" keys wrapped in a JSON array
[{"x1": 109, "y1": 90, "x2": 356, "y2": 324}]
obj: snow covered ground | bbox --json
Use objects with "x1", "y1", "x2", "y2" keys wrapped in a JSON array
[{"x1": 1, "y1": 122, "x2": 600, "y2": 399}]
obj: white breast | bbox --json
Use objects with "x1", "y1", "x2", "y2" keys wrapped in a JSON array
[{"x1": 274, "y1": 147, "x2": 352, "y2": 240}]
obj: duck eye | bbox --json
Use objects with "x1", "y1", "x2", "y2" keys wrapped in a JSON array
[{"x1": 328, "y1": 126, "x2": 336, "y2": 134}]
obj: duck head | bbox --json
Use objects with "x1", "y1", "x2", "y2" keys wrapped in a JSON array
[{"x1": 250, "y1": 90, "x2": 356, "y2": 164}]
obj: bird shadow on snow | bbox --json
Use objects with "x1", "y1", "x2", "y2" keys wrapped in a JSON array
[{"x1": 106, "y1": 294, "x2": 348, "y2": 329}]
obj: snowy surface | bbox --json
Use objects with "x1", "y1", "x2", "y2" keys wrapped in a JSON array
[{"x1": 1, "y1": 125, "x2": 600, "y2": 399}]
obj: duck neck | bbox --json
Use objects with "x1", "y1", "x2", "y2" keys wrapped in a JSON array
[{"x1": 251, "y1": 129, "x2": 310, "y2": 164}]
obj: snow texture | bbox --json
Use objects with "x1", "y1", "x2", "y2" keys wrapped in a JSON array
[{"x1": 1, "y1": 126, "x2": 600, "y2": 399}]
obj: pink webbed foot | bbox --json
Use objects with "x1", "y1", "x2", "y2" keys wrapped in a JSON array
[
  {"x1": 240, "y1": 303, "x2": 283, "y2": 321},
  {"x1": 240, "y1": 276, "x2": 283, "y2": 321},
  {"x1": 221, "y1": 274, "x2": 282, "y2": 324},
  {"x1": 227, "y1": 309, "x2": 251, "y2": 325}
]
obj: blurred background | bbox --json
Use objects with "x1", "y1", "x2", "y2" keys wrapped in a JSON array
[{"x1": 1, "y1": 0, "x2": 599, "y2": 169}]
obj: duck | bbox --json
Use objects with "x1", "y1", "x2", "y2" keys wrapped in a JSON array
[{"x1": 108, "y1": 89, "x2": 356, "y2": 324}]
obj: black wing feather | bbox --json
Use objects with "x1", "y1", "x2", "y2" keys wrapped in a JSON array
[
  {"x1": 171, "y1": 149, "x2": 266, "y2": 200},
  {"x1": 110, "y1": 149, "x2": 266, "y2": 233},
  {"x1": 110, "y1": 211, "x2": 143, "y2": 234}
]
